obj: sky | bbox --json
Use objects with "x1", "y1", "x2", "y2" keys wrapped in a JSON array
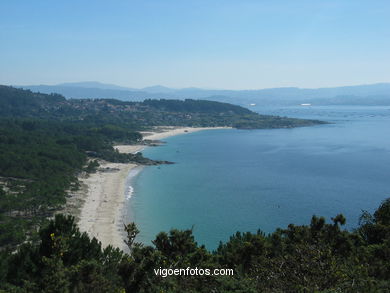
[{"x1": 0, "y1": 0, "x2": 389, "y2": 90}]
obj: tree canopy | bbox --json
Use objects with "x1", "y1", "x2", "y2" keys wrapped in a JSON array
[{"x1": 0, "y1": 200, "x2": 389, "y2": 292}]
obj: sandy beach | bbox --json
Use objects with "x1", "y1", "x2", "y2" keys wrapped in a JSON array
[
  {"x1": 114, "y1": 126, "x2": 227, "y2": 153},
  {"x1": 70, "y1": 126, "x2": 229, "y2": 250}
]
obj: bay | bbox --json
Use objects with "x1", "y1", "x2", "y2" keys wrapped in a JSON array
[{"x1": 127, "y1": 106, "x2": 390, "y2": 250}]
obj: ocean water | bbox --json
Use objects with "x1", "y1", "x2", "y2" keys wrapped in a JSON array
[{"x1": 127, "y1": 106, "x2": 390, "y2": 250}]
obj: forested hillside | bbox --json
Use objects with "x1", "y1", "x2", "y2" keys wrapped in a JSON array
[
  {"x1": 0, "y1": 119, "x2": 162, "y2": 247},
  {"x1": 0, "y1": 86, "x2": 323, "y2": 129}
]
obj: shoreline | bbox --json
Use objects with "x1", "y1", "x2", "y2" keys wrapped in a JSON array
[{"x1": 69, "y1": 126, "x2": 230, "y2": 250}]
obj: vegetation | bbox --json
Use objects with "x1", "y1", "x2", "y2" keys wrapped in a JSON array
[
  {"x1": 0, "y1": 199, "x2": 388, "y2": 292},
  {"x1": 0, "y1": 86, "x2": 324, "y2": 129},
  {"x1": 0, "y1": 118, "x2": 159, "y2": 248}
]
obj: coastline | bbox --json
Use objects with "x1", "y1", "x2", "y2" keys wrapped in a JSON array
[{"x1": 69, "y1": 126, "x2": 229, "y2": 250}]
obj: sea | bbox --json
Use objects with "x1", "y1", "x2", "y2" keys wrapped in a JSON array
[{"x1": 125, "y1": 105, "x2": 390, "y2": 250}]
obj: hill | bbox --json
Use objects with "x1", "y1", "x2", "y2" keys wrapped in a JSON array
[{"x1": 0, "y1": 85, "x2": 323, "y2": 129}]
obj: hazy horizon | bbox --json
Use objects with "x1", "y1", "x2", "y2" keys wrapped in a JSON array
[
  {"x1": 7, "y1": 80, "x2": 390, "y2": 92},
  {"x1": 1, "y1": 0, "x2": 390, "y2": 89}
]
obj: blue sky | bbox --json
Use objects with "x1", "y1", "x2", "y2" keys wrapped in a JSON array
[{"x1": 0, "y1": 0, "x2": 389, "y2": 89}]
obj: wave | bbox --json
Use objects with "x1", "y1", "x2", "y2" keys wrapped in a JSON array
[
  {"x1": 126, "y1": 185, "x2": 134, "y2": 200},
  {"x1": 125, "y1": 166, "x2": 144, "y2": 201}
]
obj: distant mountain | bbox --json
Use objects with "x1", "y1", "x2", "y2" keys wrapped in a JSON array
[
  {"x1": 58, "y1": 81, "x2": 135, "y2": 91},
  {"x1": 141, "y1": 85, "x2": 177, "y2": 94},
  {"x1": 17, "y1": 82, "x2": 390, "y2": 106}
]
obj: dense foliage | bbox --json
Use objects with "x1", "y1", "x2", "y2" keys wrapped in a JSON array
[
  {"x1": 0, "y1": 199, "x2": 389, "y2": 292},
  {"x1": 0, "y1": 118, "x2": 148, "y2": 248},
  {"x1": 0, "y1": 86, "x2": 65, "y2": 118}
]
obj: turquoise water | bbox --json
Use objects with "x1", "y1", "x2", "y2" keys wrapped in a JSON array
[{"x1": 127, "y1": 106, "x2": 390, "y2": 250}]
